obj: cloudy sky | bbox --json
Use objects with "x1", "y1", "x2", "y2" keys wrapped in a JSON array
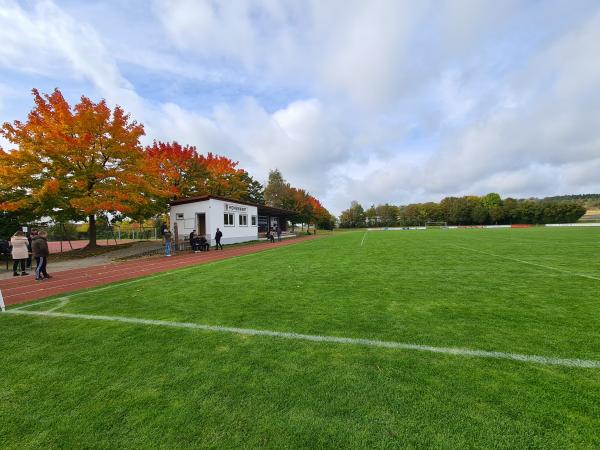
[{"x1": 1, "y1": 0, "x2": 599, "y2": 213}]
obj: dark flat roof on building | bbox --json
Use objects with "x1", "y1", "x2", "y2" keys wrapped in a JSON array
[{"x1": 169, "y1": 195, "x2": 297, "y2": 217}]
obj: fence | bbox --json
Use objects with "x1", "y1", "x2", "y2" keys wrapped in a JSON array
[{"x1": 43, "y1": 226, "x2": 161, "y2": 252}]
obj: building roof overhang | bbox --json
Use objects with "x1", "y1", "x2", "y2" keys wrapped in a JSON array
[{"x1": 169, "y1": 195, "x2": 297, "y2": 217}]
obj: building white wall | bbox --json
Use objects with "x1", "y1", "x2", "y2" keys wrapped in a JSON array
[{"x1": 170, "y1": 198, "x2": 258, "y2": 245}]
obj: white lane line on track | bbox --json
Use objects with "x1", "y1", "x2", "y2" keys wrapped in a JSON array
[
  {"x1": 450, "y1": 244, "x2": 600, "y2": 282},
  {"x1": 1, "y1": 252, "x2": 247, "y2": 294},
  {"x1": 6, "y1": 309, "x2": 599, "y2": 369},
  {"x1": 2, "y1": 239, "x2": 318, "y2": 296}
]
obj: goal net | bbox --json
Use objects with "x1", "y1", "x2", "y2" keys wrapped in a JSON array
[{"x1": 425, "y1": 221, "x2": 448, "y2": 229}]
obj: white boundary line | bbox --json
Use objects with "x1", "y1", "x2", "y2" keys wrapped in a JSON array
[
  {"x1": 450, "y1": 244, "x2": 600, "y2": 282},
  {"x1": 5, "y1": 309, "x2": 599, "y2": 369},
  {"x1": 360, "y1": 231, "x2": 368, "y2": 247}
]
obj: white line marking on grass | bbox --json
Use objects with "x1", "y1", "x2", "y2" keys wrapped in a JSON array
[
  {"x1": 11, "y1": 297, "x2": 70, "y2": 311},
  {"x1": 360, "y1": 231, "x2": 368, "y2": 247},
  {"x1": 45, "y1": 298, "x2": 70, "y2": 313},
  {"x1": 450, "y1": 244, "x2": 600, "y2": 282},
  {"x1": 6, "y1": 309, "x2": 600, "y2": 369}
]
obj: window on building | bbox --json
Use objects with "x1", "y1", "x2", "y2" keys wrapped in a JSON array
[
  {"x1": 176, "y1": 213, "x2": 184, "y2": 220},
  {"x1": 251, "y1": 215, "x2": 257, "y2": 226},
  {"x1": 239, "y1": 214, "x2": 248, "y2": 226},
  {"x1": 224, "y1": 213, "x2": 235, "y2": 226}
]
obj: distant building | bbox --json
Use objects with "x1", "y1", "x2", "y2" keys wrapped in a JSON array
[{"x1": 169, "y1": 195, "x2": 295, "y2": 245}]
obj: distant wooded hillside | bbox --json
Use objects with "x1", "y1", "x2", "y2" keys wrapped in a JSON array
[{"x1": 541, "y1": 194, "x2": 600, "y2": 207}]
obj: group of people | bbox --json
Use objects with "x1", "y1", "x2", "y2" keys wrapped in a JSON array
[
  {"x1": 266, "y1": 226, "x2": 282, "y2": 243},
  {"x1": 189, "y1": 231, "x2": 210, "y2": 252},
  {"x1": 9, "y1": 229, "x2": 51, "y2": 281},
  {"x1": 162, "y1": 227, "x2": 224, "y2": 256}
]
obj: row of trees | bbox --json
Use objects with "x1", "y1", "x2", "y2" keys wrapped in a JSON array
[
  {"x1": 339, "y1": 193, "x2": 587, "y2": 227},
  {"x1": 0, "y1": 88, "x2": 332, "y2": 245},
  {"x1": 264, "y1": 169, "x2": 335, "y2": 230}
]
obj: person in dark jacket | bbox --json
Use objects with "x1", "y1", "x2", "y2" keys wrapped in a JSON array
[
  {"x1": 215, "y1": 228, "x2": 223, "y2": 250},
  {"x1": 26, "y1": 230, "x2": 33, "y2": 268},
  {"x1": 189, "y1": 230, "x2": 197, "y2": 251},
  {"x1": 31, "y1": 230, "x2": 50, "y2": 280},
  {"x1": 199, "y1": 236, "x2": 209, "y2": 251}
]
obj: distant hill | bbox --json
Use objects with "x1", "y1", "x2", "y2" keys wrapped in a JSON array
[{"x1": 541, "y1": 194, "x2": 600, "y2": 208}]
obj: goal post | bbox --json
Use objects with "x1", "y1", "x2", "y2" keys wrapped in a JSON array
[{"x1": 425, "y1": 221, "x2": 448, "y2": 229}]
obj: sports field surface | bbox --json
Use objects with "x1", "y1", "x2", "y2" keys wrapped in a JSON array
[{"x1": 1, "y1": 227, "x2": 599, "y2": 448}]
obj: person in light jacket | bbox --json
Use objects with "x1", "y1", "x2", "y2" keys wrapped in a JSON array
[
  {"x1": 31, "y1": 230, "x2": 51, "y2": 280},
  {"x1": 10, "y1": 230, "x2": 29, "y2": 276}
]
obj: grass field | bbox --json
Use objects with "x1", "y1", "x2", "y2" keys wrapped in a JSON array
[{"x1": 1, "y1": 227, "x2": 599, "y2": 448}]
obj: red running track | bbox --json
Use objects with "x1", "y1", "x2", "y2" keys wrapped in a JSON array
[{"x1": 0, "y1": 236, "x2": 318, "y2": 306}]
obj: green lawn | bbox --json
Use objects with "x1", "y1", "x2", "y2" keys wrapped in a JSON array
[{"x1": 1, "y1": 227, "x2": 599, "y2": 448}]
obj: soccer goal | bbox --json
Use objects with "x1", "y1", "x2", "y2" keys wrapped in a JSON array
[{"x1": 425, "y1": 221, "x2": 448, "y2": 229}]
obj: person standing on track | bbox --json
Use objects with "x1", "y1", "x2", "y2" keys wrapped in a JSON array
[
  {"x1": 215, "y1": 228, "x2": 223, "y2": 250},
  {"x1": 31, "y1": 230, "x2": 51, "y2": 280},
  {"x1": 10, "y1": 230, "x2": 29, "y2": 277},
  {"x1": 26, "y1": 229, "x2": 33, "y2": 269},
  {"x1": 276, "y1": 226, "x2": 282, "y2": 242},
  {"x1": 164, "y1": 229, "x2": 172, "y2": 256}
]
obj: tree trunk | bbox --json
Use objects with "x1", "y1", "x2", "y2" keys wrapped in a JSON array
[{"x1": 87, "y1": 214, "x2": 98, "y2": 248}]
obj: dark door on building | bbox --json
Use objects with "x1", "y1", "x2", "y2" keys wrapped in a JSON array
[{"x1": 197, "y1": 213, "x2": 206, "y2": 237}]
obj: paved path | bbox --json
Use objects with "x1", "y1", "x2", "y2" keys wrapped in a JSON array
[
  {"x1": 0, "y1": 241, "x2": 164, "y2": 280},
  {"x1": 0, "y1": 236, "x2": 318, "y2": 307}
]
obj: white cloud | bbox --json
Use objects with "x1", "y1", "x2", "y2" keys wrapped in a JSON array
[
  {"x1": 0, "y1": 0, "x2": 138, "y2": 104},
  {"x1": 2, "y1": 0, "x2": 600, "y2": 215}
]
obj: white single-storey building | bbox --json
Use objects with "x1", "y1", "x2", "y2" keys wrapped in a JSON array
[{"x1": 169, "y1": 195, "x2": 296, "y2": 246}]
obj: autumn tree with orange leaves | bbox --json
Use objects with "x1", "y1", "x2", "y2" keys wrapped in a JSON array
[
  {"x1": 0, "y1": 88, "x2": 150, "y2": 247},
  {"x1": 144, "y1": 141, "x2": 211, "y2": 202},
  {"x1": 0, "y1": 89, "x2": 333, "y2": 244},
  {"x1": 144, "y1": 141, "x2": 264, "y2": 206},
  {"x1": 265, "y1": 169, "x2": 335, "y2": 230}
]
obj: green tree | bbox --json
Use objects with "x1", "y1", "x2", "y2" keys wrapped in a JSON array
[
  {"x1": 239, "y1": 173, "x2": 265, "y2": 205},
  {"x1": 481, "y1": 193, "x2": 502, "y2": 210},
  {"x1": 365, "y1": 205, "x2": 378, "y2": 227},
  {"x1": 375, "y1": 204, "x2": 400, "y2": 227},
  {"x1": 471, "y1": 204, "x2": 489, "y2": 224},
  {"x1": 339, "y1": 201, "x2": 366, "y2": 228},
  {"x1": 264, "y1": 169, "x2": 292, "y2": 209}
]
